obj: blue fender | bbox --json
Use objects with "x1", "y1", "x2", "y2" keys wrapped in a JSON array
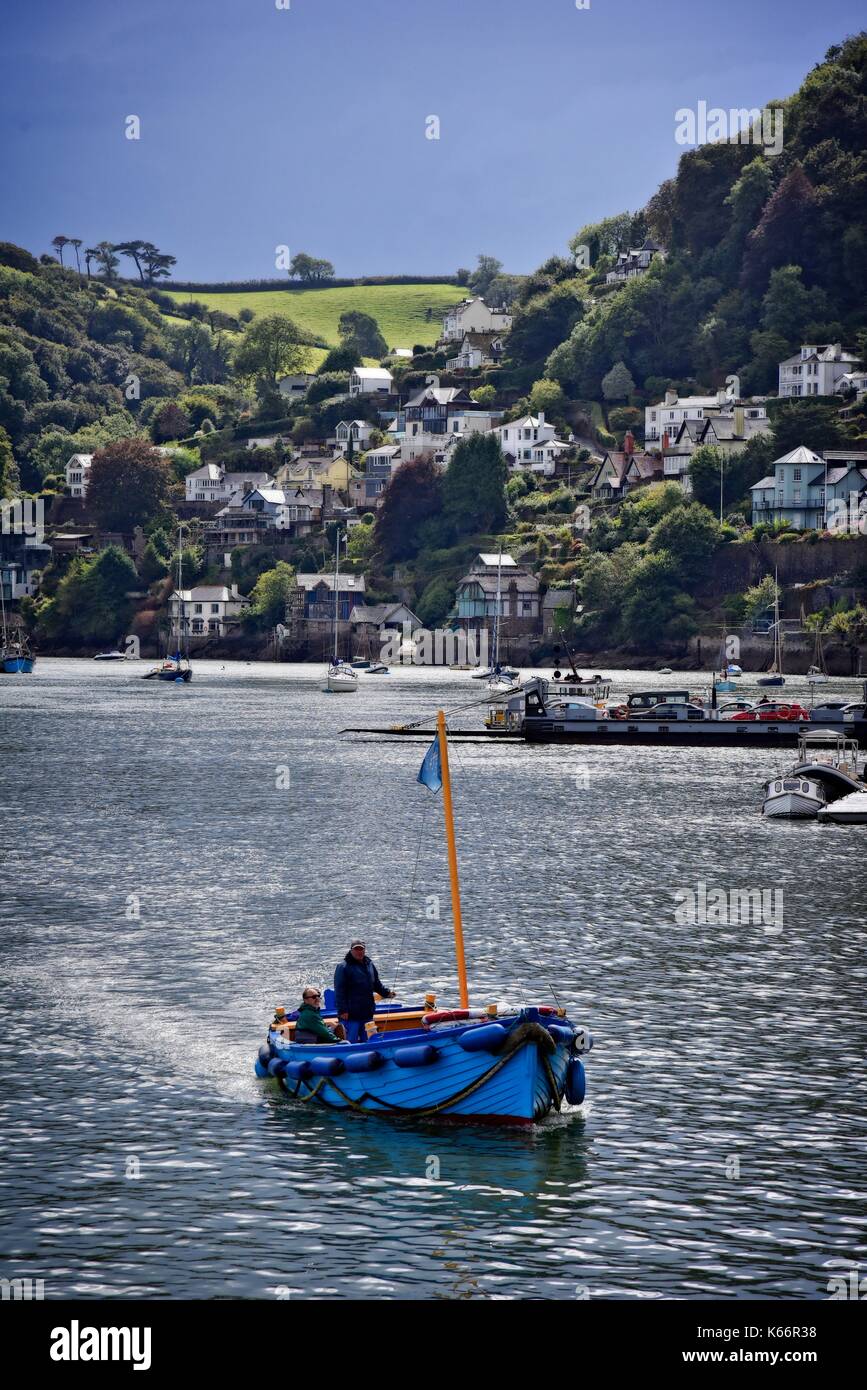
[
  {"x1": 254, "y1": 1060, "x2": 270, "y2": 1079},
  {"x1": 308, "y1": 1055, "x2": 344, "y2": 1077},
  {"x1": 393, "y1": 1043, "x2": 438, "y2": 1068},
  {"x1": 258, "y1": 1044, "x2": 272, "y2": 1066},
  {"x1": 284, "y1": 1059, "x2": 313, "y2": 1080},
  {"x1": 564, "y1": 1057, "x2": 586, "y2": 1105},
  {"x1": 457, "y1": 1023, "x2": 508, "y2": 1053},
  {"x1": 343, "y1": 1049, "x2": 384, "y2": 1073},
  {"x1": 547, "y1": 1023, "x2": 573, "y2": 1046},
  {"x1": 267, "y1": 1057, "x2": 287, "y2": 1078}
]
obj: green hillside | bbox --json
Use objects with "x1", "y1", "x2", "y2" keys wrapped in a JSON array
[{"x1": 165, "y1": 283, "x2": 462, "y2": 352}]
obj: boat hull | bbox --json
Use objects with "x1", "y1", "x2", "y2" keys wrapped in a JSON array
[
  {"x1": 255, "y1": 1010, "x2": 589, "y2": 1125},
  {"x1": 762, "y1": 791, "x2": 824, "y2": 818},
  {"x1": 2, "y1": 656, "x2": 34, "y2": 673}
]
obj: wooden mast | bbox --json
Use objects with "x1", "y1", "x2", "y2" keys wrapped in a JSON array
[{"x1": 436, "y1": 709, "x2": 469, "y2": 1008}]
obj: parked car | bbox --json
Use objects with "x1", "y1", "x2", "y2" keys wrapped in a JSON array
[
  {"x1": 635, "y1": 702, "x2": 705, "y2": 720},
  {"x1": 731, "y1": 702, "x2": 810, "y2": 722},
  {"x1": 810, "y1": 700, "x2": 866, "y2": 718},
  {"x1": 718, "y1": 700, "x2": 755, "y2": 719}
]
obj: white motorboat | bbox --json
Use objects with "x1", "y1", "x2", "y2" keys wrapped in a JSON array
[
  {"x1": 818, "y1": 790, "x2": 867, "y2": 825},
  {"x1": 806, "y1": 666, "x2": 829, "y2": 685},
  {"x1": 93, "y1": 650, "x2": 126, "y2": 661},
  {"x1": 762, "y1": 774, "x2": 827, "y2": 818},
  {"x1": 326, "y1": 661, "x2": 359, "y2": 693},
  {"x1": 806, "y1": 625, "x2": 829, "y2": 684},
  {"x1": 322, "y1": 529, "x2": 358, "y2": 693},
  {"x1": 726, "y1": 664, "x2": 743, "y2": 678}
]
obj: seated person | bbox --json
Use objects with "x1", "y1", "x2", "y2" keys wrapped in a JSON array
[{"x1": 293, "y1": 987, "x2": 346, "y2": 1044}]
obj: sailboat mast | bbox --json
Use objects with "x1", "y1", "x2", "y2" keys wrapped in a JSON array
[
  {"x1": 492, "y1": 548, "x2": 502, "y2": 670},
  {"x1": 436, "y1": 709, "x2": 469, "y2": 1008},
  {"x1": 332, "y1": 529, "x2": 340, "y2": 663},
  {"x1": 176, "y1": 523, "x2": 184, "y2": 659}
]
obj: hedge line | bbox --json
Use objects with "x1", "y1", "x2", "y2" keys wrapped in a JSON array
[{"x1": 159, "y1": 275, "x2": 464, "y2": 293}]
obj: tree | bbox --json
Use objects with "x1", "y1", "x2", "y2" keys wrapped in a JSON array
[
  {"x1": 69, "y1": 239, "x2": 83, "y2": 274},
  {"x1": 375, "y1": 458, "x2": 444, "y2": 561},
  {"x1": 113, "y1": 240, "x2": 147, "y2": 282},
  {"x1": 92, "y1": 242, "x2": 119, "y2": 281},
  {"x1": 443, "y1": 433, "x2": 508, "y2": 534},
  {"x1": 51, "y1": 236, "x2": 70, "y2": 266},
  {"x1": 743, "y1": 575, "x2": 779, "y2": 622},
  {"x1": 649, "y1": 502, "x2": 721, "y2": 580},
  {"x1": 766, "y1": 398, "x2": 847, "y2": 455},
  {"x1": 38, "y1": 545, "x2": 138, "y2": 644},
  {"x1": 338, "y1": 311, "x2": 387, "y2": 359},
  {"x1": 233, "y1": 314, "x2": 308, "y2": 393},
  {"x1": 468, "y1": 254, "x2": 503, "y2": 299},
  {"x1": 87, "y1": 439, "x2": 172, "y2": 532},
  {"x1": 139, "y1": 243, "x2": 177, "y2": 284},
  {"x1": 529, "y1": 378, "x2": 565, "y2": 415},
  {"x1": 289, "y1": 252, "x2": 334, "y2": 283},
  {"x1": 601, "y1": 360, "x2": 636, "y2": 402},
  {"x1": 470, "y1": 385, "x2": 497, "y2": 406},
  {"x1": 760, "y1": 265, "x2": 828, "y2": 342},
  {"x1": 245, "y1": 561, "x2": 297, "y2": 629},
  {"x1": 151, "y1": 401, "x2": 191, "y2": 443},
  {"x1": 0, "y1": 424, "x2": 20, "y2": 496},
  {"x1": 828, "y1": 605, "x2": 867, "y2": 674}
]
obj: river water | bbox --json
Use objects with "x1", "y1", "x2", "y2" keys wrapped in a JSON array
[{"x1": 1, "y1": 659, "x2": 865, "y2": 1301}]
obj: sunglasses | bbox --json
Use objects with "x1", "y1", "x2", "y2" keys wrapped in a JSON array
[{"x1": 305, "y1": 993, "x2": 321, "y2": 1001}]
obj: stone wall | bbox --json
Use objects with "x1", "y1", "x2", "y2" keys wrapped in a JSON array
[{"x1": 698, "y1": 536, "x2": 867, "y2": 598}]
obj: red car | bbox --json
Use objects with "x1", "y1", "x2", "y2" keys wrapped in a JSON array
[{"x1": 731, "y1": 702, "x2": 810, "y2": 722}]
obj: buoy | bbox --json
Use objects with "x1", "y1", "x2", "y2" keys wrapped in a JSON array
[{"x1": 547, "y1": 1023, "x2": 573, "y2": 1046}]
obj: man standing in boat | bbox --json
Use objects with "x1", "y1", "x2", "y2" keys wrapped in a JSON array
[{"x1": 334, "y1": 939, "x2": 395, "y2": 1043}]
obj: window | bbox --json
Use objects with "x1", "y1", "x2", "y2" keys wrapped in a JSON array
[
  {"x1": 194, "y1": 603, "x2": 203, "y2": 613},
  {"x1": 211, "y1": 604, "x2": 219, "y2": 614},
  {"x1": 794, "y1": 488, "x2": 801, "y2": 501},
  {"x1": 793, "y1": 469, "x2": 801, "y2": 481}
]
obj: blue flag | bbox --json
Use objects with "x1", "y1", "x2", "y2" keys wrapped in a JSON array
[{"x1": 417, "y1": 736, "x2": 442, "y2": 793}]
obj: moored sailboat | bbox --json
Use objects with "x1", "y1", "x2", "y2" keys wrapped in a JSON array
[
  {"x1": 758, "y1": 571, "x2": 785, "y2": 687},
  {"x1": 323, "y1": 528, "x2": 358, "y2": 693},
  {"x1": 0, "y1": 578, "x2": 35, "y2": 673},
  {"x1": 254, "y1": 711, "x2": 592, "y2": 1123},
  {"x1": 142, "y1": 525, "x2": 192, "y2": 682}
]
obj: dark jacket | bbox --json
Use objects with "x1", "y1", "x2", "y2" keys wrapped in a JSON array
[
  {"x1": 334, "y1": 953, "x2": 390, "y2": 1022},
  {"x1": 294, "y1": 1002, "x2": 339, "y2": 1044}
]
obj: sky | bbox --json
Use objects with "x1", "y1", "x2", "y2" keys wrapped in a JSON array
[{"x1": 1, "y1": 0, "x2": 863, "y2": 282}]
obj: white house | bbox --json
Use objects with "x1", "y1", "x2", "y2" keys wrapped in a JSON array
[
  {"x1": 277, "y1": 373, "x2": 314, "y2": 403},
  {"x1": 445, "y1": 331, "x2": 505, "y2": 371},
  {"x1": 644, "y1": 389, "x2": 768, "y2": 445},
  {"x1": 778, "y1": 344, "x2": 860, "y2": 399},
  {"x1": 492, "y1": 413, "x2": 559, "y2": 466},
  {"x1": 349, "y1": 367, "x2": 393, "y2": 397},
  {"x1": 440, "y1": 298, "x2": 512, "y2": 343},
  {"x1": 331, "y1": 420, "x2": 374, "y2": 456},
  {"x1": 65, "y1": 453, "x2": 93, "y2": 498},
  {"x1": 171, "y1": 584, "x2": 249, "y2": 637},
  {"x1": 185, "y1": 463, "x2": 273, "y2": 504}
]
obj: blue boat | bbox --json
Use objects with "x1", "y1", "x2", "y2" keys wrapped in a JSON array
[
  {"x1": 255, "y1": 1007, "x2": 590, "y2": 1124},
  {"x1": 254, "y1": 710, "x2": 593, "y2": 1124},
  {"x1": 2, "y1": 651, "x2": 35, "y2": 674}
]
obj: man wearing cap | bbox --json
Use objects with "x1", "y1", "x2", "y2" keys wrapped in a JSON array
[{"x1": 334, "y1": 939, "x2": 395, "y2": 1043}]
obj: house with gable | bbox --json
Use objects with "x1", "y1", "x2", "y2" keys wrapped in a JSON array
[
  {"x1": 751, "y1": 445, "x2": 867, "y2": 530},
  {"x1": 440, "y1": 297, "x2": 512, "y2": 344}
]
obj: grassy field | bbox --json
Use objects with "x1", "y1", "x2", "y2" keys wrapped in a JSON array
[{"x1": 165, "y1": 283, "x2": 462, "y2": 351}]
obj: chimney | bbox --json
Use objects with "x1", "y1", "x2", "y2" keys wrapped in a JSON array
[
  {"x1": 537, "y1": 411, "x2": 545, "y2": 425},
  {"x1": 734, "y1": 406, "x2": 744, "y2": 436},
  {"x1": 623, "y1": 430, "x2": 635, "y2": 457},
  {"x1": 665, "y1": 389, "x2": 677, "y2": 406}
]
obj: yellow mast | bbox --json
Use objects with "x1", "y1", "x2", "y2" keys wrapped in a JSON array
[{"x1": 436, "y1": 709, "x2": 469, "y2": 1008}]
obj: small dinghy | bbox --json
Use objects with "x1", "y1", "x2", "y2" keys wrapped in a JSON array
[
  {"x1": 762, "y1": 774, "x2": 827, "y2": 819},
  {"x1": 254, "y1": 711, "x2": 592, "y2": 1123}
]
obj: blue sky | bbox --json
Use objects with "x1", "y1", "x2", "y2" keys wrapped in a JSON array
[{"x1": 1, "y1": 0, "x2": 863, "y2": 281}]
